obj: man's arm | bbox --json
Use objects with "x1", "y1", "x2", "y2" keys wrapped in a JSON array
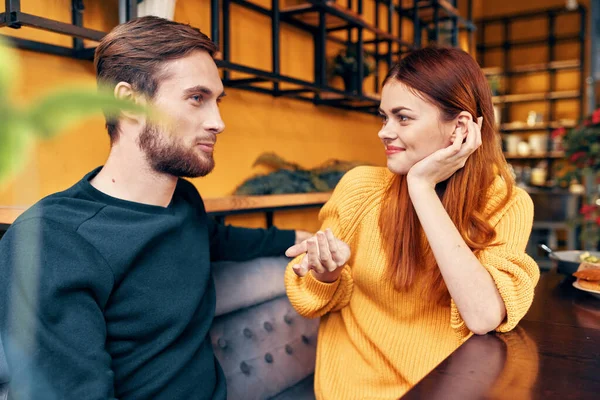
[
  {"x1": 0, "y1": 218, "x2": 115, "y2": 400},
  {"x1": 207, "y1": 217, "x2": 302, "y2": 262},
  {"x1": 180, "y1": 180, "x2": 309, "y2": 261}
]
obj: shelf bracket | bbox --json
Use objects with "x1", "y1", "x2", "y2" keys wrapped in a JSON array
[
  {"x1": 72, "y1": 0, "x2": 85, "y2": 51},
  {"x1": 5, "y1": 0, "x2": 21, "y2": 28}
]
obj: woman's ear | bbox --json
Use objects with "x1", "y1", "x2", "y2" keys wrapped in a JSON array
[{"x1": 449, "y1": 111, "x2": 474, "y2": 142}]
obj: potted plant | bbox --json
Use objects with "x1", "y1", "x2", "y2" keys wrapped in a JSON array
[
  {"x1": 0, "y1": 38, "x2": 146, "y2": 187},
  {"x1": 554, "y1": 107, "x2": 600, "y2": 249},
  {"x1": 487, "y1": 75, "x2": 502, "y2": 96},
  {"x1": 328, "y1": 44, "x2": 376, "y2": 94},
  {"x1": 234, "y1": 152, "x2": 369, "y2": 195}
]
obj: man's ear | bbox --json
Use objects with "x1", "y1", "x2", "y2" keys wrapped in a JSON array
[
  {"x1": 114, "y1": 82, "x2": 147, "y2": 122},
  {"x1": 449, "y1": 111, "x2": 474, "y2": 141}
]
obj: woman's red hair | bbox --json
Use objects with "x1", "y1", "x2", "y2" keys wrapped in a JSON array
[{"x1": 378, "y1": 47, "x2": 514, "y2": 302}]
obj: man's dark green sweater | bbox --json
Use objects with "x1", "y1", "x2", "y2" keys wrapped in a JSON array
[{"x1": 0, "y1": 168, "x2": 295, "y2": 400}]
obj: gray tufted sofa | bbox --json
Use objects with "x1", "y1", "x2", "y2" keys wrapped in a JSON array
[
  {"x1": 0, "y1": 257, "x2": 318, "y2": 400},
  {"x1": 0, "y1": 335, "x2": 7, "y2": 400},
  {"x1": 211, "y1": 257, "x2": 318, "y2": 399}
]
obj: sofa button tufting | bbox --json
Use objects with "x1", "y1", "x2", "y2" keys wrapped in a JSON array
[
  {"x1": 217, "y1": 338, "x2": 228, "y2": 349},
  {"x1": 285, "y1": 345, "x2": 293, "y2": 355},
  {"x1": 264, "y1": 353, "x2": 273, "y2": 363},
  {"x1": 301, "y1": 335, "x2": 310, "y2": 345},
  {"x1": 283, "y1": 314, "x2": 293, "y2": 325},
  {"x1": 240, "y1": 361, "x2": 251, "y2": 375},
  {"x1": 263, "y1": 322, "x2": 273, "y2": 332},
  {"x1": 243, "y1": 328, "x2": 253, "y2": 338}
]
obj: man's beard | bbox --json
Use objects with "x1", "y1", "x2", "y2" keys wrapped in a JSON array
[{"x1": 138, "y1": 124, "x2": 215, "y2": 178}]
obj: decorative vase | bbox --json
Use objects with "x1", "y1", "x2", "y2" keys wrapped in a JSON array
[
  {"x1": 342, "y1": 74, "x2": 359, "y2": 94},
  {"x1": 137, "y1": 0, "x2": 177, "y2": 20}
]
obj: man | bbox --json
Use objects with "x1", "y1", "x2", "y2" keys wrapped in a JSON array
[{"x1": 0, "y1": 16, "x2": 309, "y2": 400}]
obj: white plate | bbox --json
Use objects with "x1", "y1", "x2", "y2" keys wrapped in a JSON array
[
  {"x1": 573, "y1": 281, "x2": 600, "y2": 300},
  {"x1": 555, "y1": 250, "x2": 600, "y2": 263}
]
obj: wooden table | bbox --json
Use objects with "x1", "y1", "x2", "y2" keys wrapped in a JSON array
[{"x1": 403, "y1": 271, "x2": 600, "y2": 399}]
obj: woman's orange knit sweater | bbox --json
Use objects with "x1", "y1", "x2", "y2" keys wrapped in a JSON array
[{"x1": 285, "y1": 166, "x2": 540, "y2": 399}]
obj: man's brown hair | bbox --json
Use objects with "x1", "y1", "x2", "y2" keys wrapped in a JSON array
[{"x1": 94, "y1": 16, "x2": 218, "y2": 141}]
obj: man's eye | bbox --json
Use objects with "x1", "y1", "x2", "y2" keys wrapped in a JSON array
[{"x1": 191, "y1": 95, "x2": 203, "y2": 103}]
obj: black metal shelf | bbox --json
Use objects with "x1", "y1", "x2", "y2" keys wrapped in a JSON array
[
  {"x1": 504, "y1": 151, "x2": 565, "y2": 160},
  {"x1": 476, "y1": 5, "x2": 586, "y2": 184},
  {"x1": 1, "y1": 0, "x2": 474, "y2": 115},
  {"x1": 282, "y1": 1, "x2": 414, "y2": 48},
  {"x1": 492, "y1": 90, "x2": 581, "y2": 105},
  {"x1": 0, "y1": 0, "x2": 136, "y2": 59},
  {"x1": 477, "y1": 34, "x2": 581, "y2": 51},
  {"x1": 213, "y1": 0, "x2": 475, "y2": 112},
  {"x1": 482, "y1": 60, "x2": 581, "y2": 77},
  {"x1": 499, "y1": 120, "x2": 576, "y2": 133},
  {"x1": 400, "y1": 0, "x2": 475, "y2": 29}
]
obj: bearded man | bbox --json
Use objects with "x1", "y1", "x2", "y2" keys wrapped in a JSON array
[{"x1": 0, "y1": 16, "x2": 310, "y2": 400}]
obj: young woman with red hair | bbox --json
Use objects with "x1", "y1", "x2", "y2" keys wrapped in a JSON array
[{"x1": 285, "y1": 47, "x2": 540, "y2": 399}]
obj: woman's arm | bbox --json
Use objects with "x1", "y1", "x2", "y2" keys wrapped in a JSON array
[
  {"x1": 408, "y1": 181, "x2": 506, "y2": 335},
  {"x1": 406, "y1": 116, "x2": 508, "y2": 335},
  {"x1": 284, "y1": 168, "x2": 365, "y2": 318}
]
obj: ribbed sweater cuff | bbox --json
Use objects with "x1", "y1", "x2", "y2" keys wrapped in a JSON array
[
  {"x1": 450, "y1": 299, "x2": 472, "y2": 340},
  {"x1": 303, "y1": 271, "x2": 341, "y2": 300}
]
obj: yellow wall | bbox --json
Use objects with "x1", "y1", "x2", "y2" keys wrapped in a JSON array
[
  {"x1": 1, "y1": 0, "x2": 590, "y2": 231},
  {"x1": 0, "y1": 0, "x2": 388, "y2": 232}
]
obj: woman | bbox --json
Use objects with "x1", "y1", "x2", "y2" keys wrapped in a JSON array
[{"x1": 284, "y1": 47, "x2": 540, "y2": 399}]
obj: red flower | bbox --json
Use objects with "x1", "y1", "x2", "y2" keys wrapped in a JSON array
[
  {"x1": 551, "y1": 127, "x2": 566, "y2": 139},
  {"x1": 570, "y1": 151, "x2": 586, "y2": 163},
  {"x1": 580, "y1": 204, "x2": 597, "y2": 215},
  {"x1": 596, "y1": 216, "x2": 600, "y2": 226},
  {"x1": 592, "y1": 108, "x2": 600, "y2": 125}
]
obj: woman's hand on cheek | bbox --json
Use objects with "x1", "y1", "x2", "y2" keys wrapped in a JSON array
[{"x1": 407, "y1": 116, "x2": 483, "y2": 190}]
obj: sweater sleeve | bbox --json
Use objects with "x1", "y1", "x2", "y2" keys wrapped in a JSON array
[
  {"x1": 179, "y1": 177, "x2": 296, "y2": 262},
  {"x1": 284, "y1": 170, "x2": 361, "y2": 318},
  {"x1": 450, "y1": 189, "x2": 540, "y2": 337},
  {"x1": 207, "y1": 219, "x2": 296, "y2": 262},
  {"x1": 0, "y1": 218, "x2": 116, "y2": 400}
]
